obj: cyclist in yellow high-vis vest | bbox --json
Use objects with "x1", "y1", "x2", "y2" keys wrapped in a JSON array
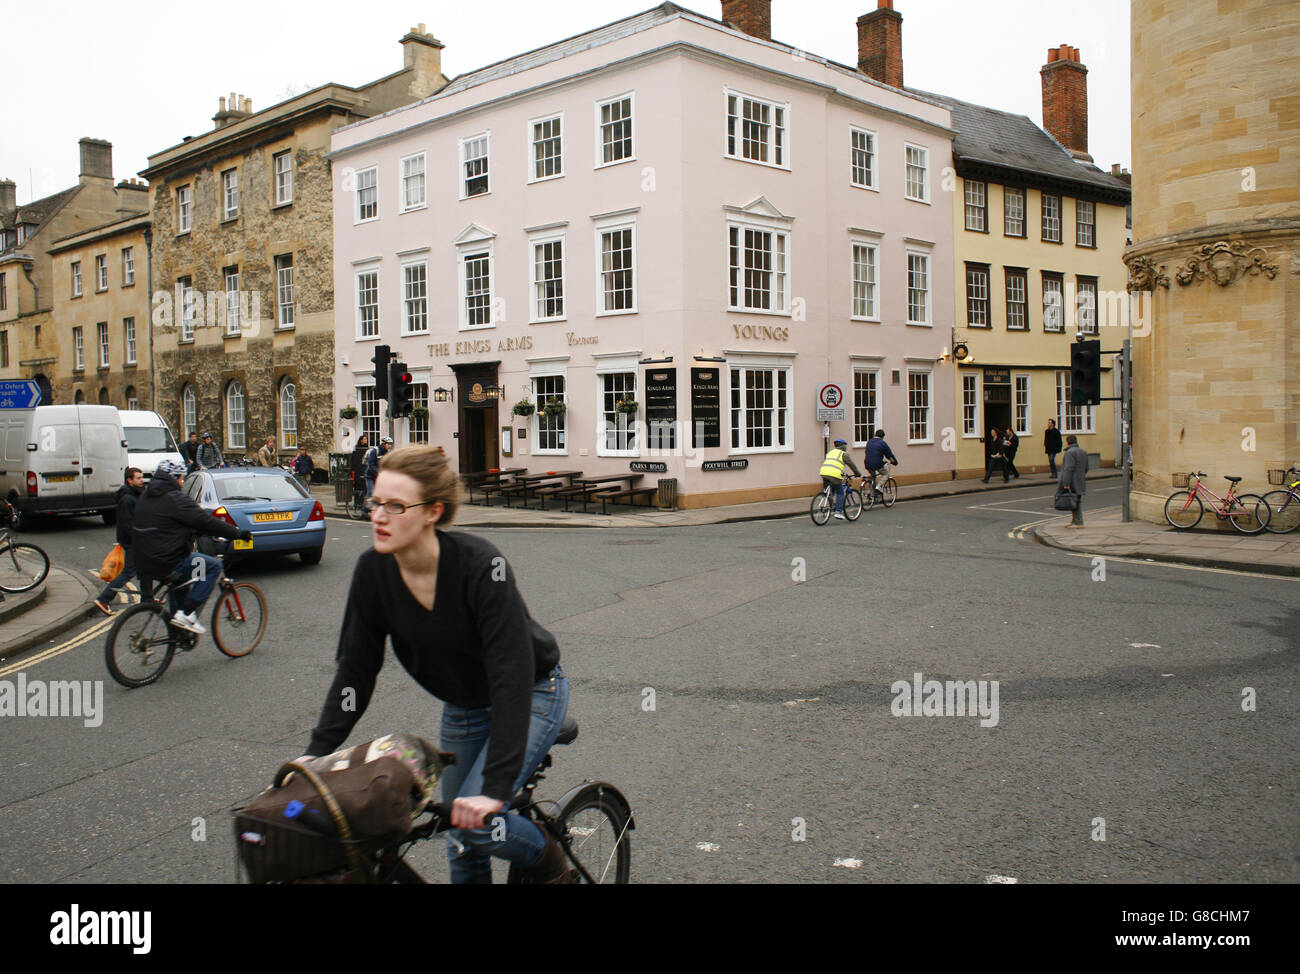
[{"x1": 820, "y1": 439, "x2": 862, "y2": 520}]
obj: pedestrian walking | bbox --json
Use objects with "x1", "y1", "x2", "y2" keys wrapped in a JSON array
[
  {"x1": 1059, "y1": 434, "x2": 1088, "y2": 527},
  {"x1": 258, "y1": 436, "x2": 276, "y2": 467},
  {"x1": 181, "y1": 432, "x2": 200, "y2": 473},
  {"x1": 93, "y1": 467, "x2": 145, "y2": 614},
  {"x1": 1044, "y1": 419, "x2": 1063, "y2": 477},
  {"x1": 291, "y1": 446, "x2": 315, "y2": 490},
  {"x1": 1004, "y1": 429, "x2": 1021, "y2": 479},
  {"x1": 982, "y1": 428, "x2": 1008, "y2": 483}
]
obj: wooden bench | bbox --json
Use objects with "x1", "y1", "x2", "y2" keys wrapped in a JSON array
[
  {"x1": 539, "y1": 483, "x2": 610, "y2": 513},
  {"x1": 497, "y1": 478, "x2": 566, "y2": 508},
  {"x1": 590, "y1": 486, "x2": 660, "y2": 515}
]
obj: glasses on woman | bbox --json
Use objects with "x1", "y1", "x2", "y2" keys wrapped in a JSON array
[{"x1": 363, "y1": 498, "x2": 434, "y2": 516}]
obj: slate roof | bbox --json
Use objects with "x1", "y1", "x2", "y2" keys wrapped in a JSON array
[
  {"x1": 0, "y1": 186, "x2": 80, "y2": 232},
  {"x1": 910, "y1": 90, "x2": 1130, "y2": 201}
]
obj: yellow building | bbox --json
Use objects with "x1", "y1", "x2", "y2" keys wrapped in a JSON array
[
  {"x1": 46, "y1": 214, "x2": 152, "y2": 408},
  {"x1": 920, "y1": 48, "x2": 1131, "y2": 479}
]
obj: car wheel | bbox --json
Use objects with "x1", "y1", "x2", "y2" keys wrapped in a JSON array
[{"x1": 300, "y1": 547, "x2": 323, "y2": 566}]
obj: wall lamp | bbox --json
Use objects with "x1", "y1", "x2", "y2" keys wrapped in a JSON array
[{"x1": 433, "y1": 387, "x2": 454, "y2": 403}]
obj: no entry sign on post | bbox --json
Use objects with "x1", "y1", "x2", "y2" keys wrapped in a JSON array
[{"x1": 817, "y1": 383, "x2": 845, "y2": 422}]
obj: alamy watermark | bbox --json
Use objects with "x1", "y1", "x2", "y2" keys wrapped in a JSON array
[
  {"x1": 890, "y1": 671, "x2": 999, "y2": 728},
  {"x1": 0, "y1": 673, "x2": 103, "y2": 727}
]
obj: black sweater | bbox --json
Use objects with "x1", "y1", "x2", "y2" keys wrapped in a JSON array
[{"x1": 307, "y1": 531, "x2": 561, "y2": 801}]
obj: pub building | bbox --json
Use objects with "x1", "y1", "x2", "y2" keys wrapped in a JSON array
[{"x1": 331, "y1": 3, "x2": 959, "y2": 508}]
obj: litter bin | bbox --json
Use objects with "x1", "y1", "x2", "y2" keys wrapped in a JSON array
[
  {"x1": 657, "y1": 478, "x2": 677, "y2": 510},
  {"x1": 330, "y1": 453, "x2": 353, "y2": 504}
]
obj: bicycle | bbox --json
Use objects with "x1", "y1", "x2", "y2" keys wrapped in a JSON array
[
  {"x1": 1261, "y1": 466, "x2": 1300, "y2": 535},
  {"x1": 236, "y1": 717, "x2": 634, "y2": 884},
  {"x1": 1163, "y1": 472, "x2": 1270, "y2": 535},
  {"x1": 341, "y1": 472, "x2": 369, "y2": 521},
  {"x1": 104, "y1": 542, "x2": 267, "y2": 687},
  {"x1": 0, "y1": 512, "x2": 50, "y2": 594},
  {"x1": 810, "y1": 477, "x2": 863, "y2": 524},
  {"x1": 864, "y1": 463, "x2": 898, "y2": 510}
]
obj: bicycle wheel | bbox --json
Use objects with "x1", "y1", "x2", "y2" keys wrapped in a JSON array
[
  {"x1": 211, "y1": 582, "x2": 267, "y2": 657},
  {"x1": 105, "y1": 603, "x2": 175, "y2": 688},
  {"x1": 844, "y1": 488, "x2": 863, "y2": 521},
  {"x1": 1261, "y1": 490, "x2": 1300, "y2": 534},
  {"x1": 558, "y1": 789, "x2": 632, "y2": 884},
  {"x1": 880, "y1": 478, "x2": 898, "y2": 508},
  {"x1": 0, "y1": 541, "x2": 50, "y2": 593},
  {"x1": 810, "y1": 490, "x2": 831, "y2": 525},
  {"x1": 1227, "y1": 493, "x2": 1270, "y2": 535},
  {"x1": 1164, "y1": 490, "x2": 1203, "y2": 529}
]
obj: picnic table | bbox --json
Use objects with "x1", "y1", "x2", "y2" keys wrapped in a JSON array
[
  {"x1": 570, "y1": 474, "x2": 657, "y2": 514},
  {"x1": 498, "y1": 470, "x2": 584, "y2": 509},
  {"x1": 462, "y1": 467, "x2": 526, "y2": 504}
]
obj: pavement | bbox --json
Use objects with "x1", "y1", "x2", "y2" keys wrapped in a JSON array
[{"x1": 3, "y1": 469, "x2": 1297, "y2": 659}]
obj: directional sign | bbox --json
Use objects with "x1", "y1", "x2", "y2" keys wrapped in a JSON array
[{"x1": 0, "y1": 380, "x2": 41, "y2": 409}]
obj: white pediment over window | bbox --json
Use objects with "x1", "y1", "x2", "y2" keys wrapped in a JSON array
[
  {"x1": 723, "y1": 196, "x2": 794, "y2": 225},
  {"x1": 453, "y1": 223, "x2": 497, "y2": 247}
]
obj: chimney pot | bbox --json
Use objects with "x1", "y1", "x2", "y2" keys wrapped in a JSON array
[
  {"x1": 721, "y1": 0, "x2": 772, "y2": 41},
  {"x1": 857, "y1": 3, "x2": 904, "y2": 88},
  {"x1": 1041, "y1": 44, "x2": 1090, "y2": 159}
]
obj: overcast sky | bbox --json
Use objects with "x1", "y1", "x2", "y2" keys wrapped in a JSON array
[{"x1": 2, "y1": 0, "x2": 1130, "y2": 204}]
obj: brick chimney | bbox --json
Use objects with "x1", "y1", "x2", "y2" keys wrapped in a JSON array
[
  {"x1": 721, "y1": 0, "x2": 771, "y2": 41},
  {"x1": 857, "y1": 0, "x2": 903, "y2": 89},
  {"x1": 0, "y1": 179, "x2": 15, "y2": 217},
  {"x1": 402, "y1": 24, "x2": 446, "y2": 98},
  {"x1": 1041, "y1": 45, "x2": 1091, "y2": 161},
  {"x1": 212, "y1": 92, "x2": 253, "y2": 130},
  {"x1": 79, "y1": 138, "x2": 114, "y2": 180}
]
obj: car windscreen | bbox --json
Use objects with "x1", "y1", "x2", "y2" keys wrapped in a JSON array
[
  {"x1": 124, "y1": 426, "x2": 178, "y2": 453},
  {"x1": 215, "y1": 476, "x2": 306, "y2": 502}
]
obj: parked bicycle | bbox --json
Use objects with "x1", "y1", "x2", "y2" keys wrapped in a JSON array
[
  {"x1": 1262, "y1": 466, "x2": 1300, "y2": 535},
  {"x1": 811, "y1": 477, "x2": 863, "y2": 524},
  {"x1": 0, "y1": 504, "x2": 50, "y2": 594},
  {"x1": 864, "y1": 463, "x2": 899, "y2": 510},
  {"x1": 1163, "y1": 472, "x2": 1270, "y2": 534},
  {"x1": 104, "y1": 542, "x2": 267, "y2": 687},
  {"x1": 236, "y1": 717, "x2": 634, "y2": 884}
]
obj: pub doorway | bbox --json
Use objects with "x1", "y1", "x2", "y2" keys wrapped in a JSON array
[{"x1": 450, "y1": 362, "x2": 500, "y2": 474}]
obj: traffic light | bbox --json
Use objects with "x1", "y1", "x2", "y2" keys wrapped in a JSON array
[
  {"x1": 389, "y1": 361, "x2": 414, "y2": 417},
  {"x1": 371, "y1": 344, "x2": 391, "y2": 401},
  {"x1": 1070, "y1": 339, "x2": 1102, "y2": 405}
]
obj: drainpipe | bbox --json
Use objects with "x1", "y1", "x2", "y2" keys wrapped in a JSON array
[{"x1": 144, "y1": 226, "x2": 154, "y2": 409}]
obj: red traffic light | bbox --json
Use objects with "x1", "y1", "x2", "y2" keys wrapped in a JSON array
[{"x1": 398, "y1": 372, "x2": 412, "y2": 384}]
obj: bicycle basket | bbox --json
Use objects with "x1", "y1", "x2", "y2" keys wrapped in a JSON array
[
  {"x1": 233, "y1": 810, "x2": 392, "y2": 884},
  {"x1": 1267, "y1": 469, "x2": 1287, "y2": 486},
  {"x1": 1171, "y1": 472, "x2": 1191, "y2": 488}
]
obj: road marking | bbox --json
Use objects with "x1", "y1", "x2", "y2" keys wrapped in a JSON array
[
  {"x1": 0, "y1": 614, "x2": 117, "y2": 676},
  {"x1": 985, "y1": 874, "x2": 1019, "y2": 884},
  {"x1": 833, "y1": 858, "x2": 863, "y2": 869},
  {"x1": 1008, "y1": 516, "x2": 1066, "y2": 540},
  {"x1": 696, "y1": 842, "x2": 720, "y2": 852},
  {"x1": 1129, "y1": 643, "x2": 1161, "y2": 649}
]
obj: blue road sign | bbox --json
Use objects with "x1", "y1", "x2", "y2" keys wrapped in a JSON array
[{"x1": 0, "y1": 381, "x2": 42, "y2": 409}]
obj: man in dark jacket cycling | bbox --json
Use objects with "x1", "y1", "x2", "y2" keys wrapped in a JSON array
[
  {"x1": 132, "y1": 459, "x2": 250, "y2": 634},
  {"x1": 863, "y1": 429, "x2": 899, "y2": 500}
]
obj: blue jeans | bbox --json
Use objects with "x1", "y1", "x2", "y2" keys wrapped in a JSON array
[
  {"x1": 822, "y1": 477, "x2": 847, "y2": 513},
  {"x1": 172, "y1": 552, "x2": 223, "y2": 611},
  {"x1": 438, "y1": 666, "x2": 569, "y2": 884},
  {"x1": 1047, "y1": 452, "x2": 1059, "y2": 477}
]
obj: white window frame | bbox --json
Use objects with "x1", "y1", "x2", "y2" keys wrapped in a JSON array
[
  {"x1": 1077, "y1": 277, "x2": 1098, "y2": 335},
  {"x1": 850, "y1": 127, "x2": 877, "y2": 190},
  {"x1": 1042, "y1": 193, "x2": 1062, "y2": 243},
  {"x1": 596, "y1": 359, "x2": 639, "y2": 457},
  {"x1": 177, "y1": 185, "x2": 191, "y2": 233},
  {"x1": 852, "y1": 365, "x2": 881, "y2": 447},
  {"x1": 73, "y1": 326, "x2": 84, "y2": 369},
  {"x1": 964, "y1": 180, "x2": 987, "y2": 231},
  {"x1": 223, "y1": 381, "x2": 246, "y2": 450},
  {"x1": 529, "y1": 112, "x2": 564, "y2": 183},
  {"x1": 95, "y1": 255, "x2": 108, "y2": 291},
  {"x1": 97, "y1": 321, "x2": 109, "y2": 367},
  {"x1": 354, "y1": 167, "x2": 378, "y2": 223},
  {"x1": 529, "y1": 365, "x2": 568, "y2": 456},
  {"x1": 122, "y1": 246, "x2": 135, "y2": 285},
  {"x1": 904, "y1": 143, "x2": 930, "y2": 203},
  {"x1": 906, "y1": 250, "x2": 931, "y2": 326},
  {"x1": 275, "y1": 254, "x2": 295, "y2": 330},
  {"x1": 1043, "y1": 273, "x2": 1065, "y2": 333},
  {"x1": 222, "y1": 169, "x2": 239, "y2": 220},
  {"x1": 1056, "y1": 370, "x2": 1096, "y2": 434},
  {"x1": 125, "y1": 388, "x2": 139, "y2": 410},
  {"x1": 850, "y1": 238, "x2": 879, "y2": 321},
  {"x1": 179, "y1": 276, "x2": 195, "y2": 342},
  {"x1": 407, "y1": 381, "x2": 430, "y2": 445},
  {"x1": 355, "y1": 265, "x2": 380, "y2": 340},
  {"x1": 460, "y1": 133, "x2": 491, "y2": 199},
  {"x1": 1005, "y1": 267, "x2": 1029, "y2": 331},
  {"x1": 906, "y1": 368, "x2": 933, "y2": 444},
  {"x1": 124, "y1": 317, "x2": 137, "y2": 365},
  {"x1": 71, "y1": 261, "x2": 82, "y2": 297},
  {"x1": 965, "y1": 263, "x2": 990, "y2": 327},
  {"x1": 727, "y1": 221, "x2": 790, "y2": 315},
  {"x1": 182, "y1": 385, "x2": 197, "y2": 438},
  {"x1": 1013, "y1": 373, "x2": 1032, "y2": 436},
  {"x1": 595, "y1": 92, "x2": 635, "y2": 168},
  {"x1": 529, "y1": 231, "x2": 566, "y2": 323},
  {"x1": 1076, "y1": 199, "x2": 1096, "y2": 247},
  {"x1": 727, "y1": 356, "x2": 794, "y2": 456},
  {"x1": 402, "y1": 258, "x2": 429, "y2": 335},
  {"x1": 724, "y1": 88, "x2": 790, "y2": 170},
  {"x1": 961, "y1": 372, "x2": 981, "y2": 437},
  {"x1": 224, "y1": 268, "x2": 241, "y2": 336},
  {"x1": 274, "y1": 150, "x2": 293, "y2": 206},
  {"x1": 1004, "y1": 186, "x2": 1026, "y2": 237},
  {"x1": 594, "y1": 214, "x2": 637, "y2": 316},
  {"x1": 458, "y1": 244, "x2": 494, "y2": 331},
  {"x1": 279, "y1": 380, "x2": 297, "y2": 450},
  {"x1": 401, "y1": 152, "x2": 426, "y2": 212},
  {"x1": 357, "y1": 385, "x2": 381, "y2": 444}
]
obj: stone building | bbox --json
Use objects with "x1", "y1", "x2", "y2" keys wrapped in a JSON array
[
  {"x1": 1125, "y1": 0, "x2": 1299, "y2": 526},
  {"x1": 139, "y1": 26, "x2": 449, "y2": 464},
  {"x1": 0, "y1": 139, "x2": 148, "y2": 396}
]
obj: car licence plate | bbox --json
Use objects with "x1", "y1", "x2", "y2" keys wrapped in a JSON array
[
  {"x1": 251, "y1": 512, "x2": 293, "y2": 522},
  {"x1": 233, "y1": 538, "x2": 254, "y2": 550},
  {"x1": 45, "y1": 474, "x2": 77, "y2": 483}
]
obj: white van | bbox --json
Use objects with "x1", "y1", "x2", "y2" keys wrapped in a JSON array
[
  {"x1": 119, "y1": 409, "x2": 184, "y2": 480},
  {"x1": 0, "y1": 405, "x2": 129, "y2": 527}
]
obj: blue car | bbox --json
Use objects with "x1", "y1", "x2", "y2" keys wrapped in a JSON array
[{"x1": 185, "y1": 467, "x2": 326, "y2": 565}]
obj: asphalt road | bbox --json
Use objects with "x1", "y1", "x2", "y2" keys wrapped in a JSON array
[{"x1": 2, "y1": 481, "x2": 1296, "y2": 884}]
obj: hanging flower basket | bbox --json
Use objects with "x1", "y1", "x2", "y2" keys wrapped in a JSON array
[
  {"x1": 512, "y1": 399, "x2": 536, "y2": 417},
  {"x1": 409, "y1": 405, "x2": 430, "y2": 421},
  {"x1": 615, "y1": 398, "x2": 639, "y2": 415},
  {"x1": 338, "y1": 406, "x2": 359, "y2": 420},
  {"x1": 542, "y1": 399, "x2": 566, "y2": 418}
]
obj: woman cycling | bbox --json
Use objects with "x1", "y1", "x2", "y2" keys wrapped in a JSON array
[{"x1": 304, "y1": 445, "x2": 571, "y2": 883}]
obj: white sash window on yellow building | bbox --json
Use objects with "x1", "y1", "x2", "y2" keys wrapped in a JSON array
[
  {"x1": 1055, "y1": 371, "x2": 1095, "y2": 434},
  {"x1": 222, "y1": 169, "x2": 238, "y2": 220},
  {"x1": 1075, "y1": 200, "x2": 1095, "y2": 247},
  {"x1": 1004, "y1": 187, "x2": 1025, "y2": 237},
  {"x1": 122, "y1": 247, "x2": 135, "y2": 285},
  {"x1": 1042, "y1": 273, "x2": 1064, "y2": 332},
  {"x1": 124, "y1": 317, "x2": 136, "y2": 364},
  {"x1": 71, "y1": 261, "x2": 82, "y2": 297},
  {"x1": 97, "y1": 322, "x2": 109, "y2": 367},
  {"x1": 95, "y1": 255, "x2": 107, "y2": 291},
  {"x1": 1041, "y1": 194, "x2": 1062, "y2": 243},
  {"x1": 1005, "y1": 268, "x2": 1028, "y2": 330},
  {"x1": 73, "y1": 326, "x2": 84, "y2": 370},
  {"x1": 964, "y1": 180, "x2": 987, "y2": 231},
  {"x1": 276, "y1": 255, "x2": 295, "y2": 329},
  {"x1": 274, "y1": 151, "x2": 293, "y2": 206},
  {"x1": 1014, "y1": 374, "x2": 1031, "y2": 435},
  {"x1": 224, "y1": 267, "x2": 241, "y2": 335},
  {"x1": 966, "y1": 263, "x2": 989, "y2": 326}
]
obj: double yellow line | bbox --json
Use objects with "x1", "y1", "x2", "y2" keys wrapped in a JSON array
[
  {"x1": 0, "y1": 586, "x2": 142, "y2": 677},
  {"x1": 1008, "y1": 515, "x2": 1064, "y2": 541}
]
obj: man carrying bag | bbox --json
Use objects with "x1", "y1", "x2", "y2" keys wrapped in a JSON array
[{"x1": 1055, "y1": 434, "x2": 1088, "y2": 527}]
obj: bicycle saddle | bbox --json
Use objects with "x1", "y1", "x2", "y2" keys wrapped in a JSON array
[
  {"x1": 1224, "y1": 476, "x2": 1242, "y2": 483},
  {"x1": 555, "y1": 717, "x2": 578, "y2": 746}
]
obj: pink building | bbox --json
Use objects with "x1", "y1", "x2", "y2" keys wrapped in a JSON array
[{"x1": 331, "y1": 1, "x2": 956, "y2": 507}]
